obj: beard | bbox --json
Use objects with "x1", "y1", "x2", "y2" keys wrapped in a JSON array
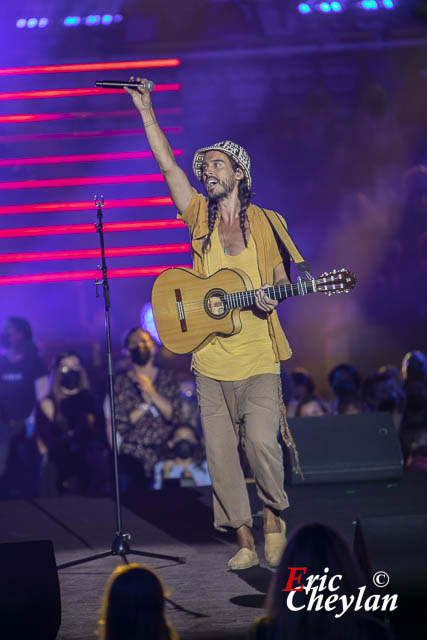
[{"x1": 207, "y1": 175, "x2": 235, "y2": 204}]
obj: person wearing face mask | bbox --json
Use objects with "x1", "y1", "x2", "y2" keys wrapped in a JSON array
[
  {"x1": 106, "y1": 328, "x2": 185, "y2": 491},
  {"x1": 0, "y1": 317, "x2": 49, "y2": 496},
  {"x1": 152, "y1": 424, "x2": 211, "y2": 490},
  {"x1": 34, "y1": 351, "x2": 110, "y2": 496}
]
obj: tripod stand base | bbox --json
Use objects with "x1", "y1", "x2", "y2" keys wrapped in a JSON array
[{"x1": 57, "y1": 532, "x2": 186, "y2": 570}]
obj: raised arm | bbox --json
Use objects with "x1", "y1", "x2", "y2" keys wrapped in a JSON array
[{"x1": 126, "y1": 77, "x2": 193, "y2": 213}]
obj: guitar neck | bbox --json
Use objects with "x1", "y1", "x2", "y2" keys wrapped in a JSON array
[{"x1": 225, "y1": 279, "x2": 317, "y2": 309}]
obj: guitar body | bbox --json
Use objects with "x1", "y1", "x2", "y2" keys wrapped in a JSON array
[{"x1": 151, "y1": 267, "x2": 253, "y2": 354}]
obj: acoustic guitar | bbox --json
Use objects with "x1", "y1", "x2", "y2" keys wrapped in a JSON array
[{"x1": 151, "y1": 267, "x2": 356, "y2": 354}]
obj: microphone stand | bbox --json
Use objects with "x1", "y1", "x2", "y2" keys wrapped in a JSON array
[{"x1": 57, "y1": 196, "x2": 186, "y2": 569}]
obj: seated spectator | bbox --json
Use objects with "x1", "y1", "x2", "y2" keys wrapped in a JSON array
[
  {"x1": 401, "y1": 350, "x2": 427, "y2": 385},
  {"x1": 0, "y1": 317, "x2": 48, "y2": 488},
  {"x1": 337, "y1": 397, "x2": 365, "y2": 415},
  {"x1": 399, "y1": 405, "x2": 427, "y2": 465},
  {"x1": 400, "y1": 351, "x2": 427, "y2": 426},
  {"x1": 329, "y1": 363, "x2": 362, "y2": 414},
  {"x1": 153, "y1": 424, "x2": 211, "y2": 489},
  {"x1": 35, "y1": 351, "x2": 109, "y2": 496},
  {"x1": 295, "y1": 394, "x2": 330, "y2": 418},
  {"x1": 378, "y1": 364, "x2": 403, "y2": 391},
  {"x1": 250, "y1": 522, "x2": 390, "y2": 640},
  {"x1": 286, "y1": 368, "x2": 316, "y2": 418},
  {"x1": 106, "y1": 327, "x2": 184, "y2": 492},
  {"x1": 98, "y1": 563, "x2": 178, "y2": 640},
  {"x1": 178, "y1": 376, "x2": 201, "y2": 430},
  {"x1": 362, "y1": 371, "x2": 405, "y2": 430}
]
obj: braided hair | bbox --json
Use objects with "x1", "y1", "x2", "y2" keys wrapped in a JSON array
[{"x1": 202, "y1": 156, "x2": 252, "y2": 253}]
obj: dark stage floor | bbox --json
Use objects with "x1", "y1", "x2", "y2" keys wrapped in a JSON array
[{"x1": 1, "y1": 470, "x2": 426, "y2": 640}]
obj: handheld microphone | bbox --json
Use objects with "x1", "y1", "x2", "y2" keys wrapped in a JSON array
[{"x1": 95, "y1": 80, "x2": 155, "y2": 92}]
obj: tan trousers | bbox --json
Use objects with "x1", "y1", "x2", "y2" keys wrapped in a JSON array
[{"x1": 195, "y1": 372, "x2": 289, "y2": 531}]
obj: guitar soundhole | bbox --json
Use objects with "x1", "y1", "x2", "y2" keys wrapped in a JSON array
[{"x1": 205, "y1": 288, "x2": 229, "y2": 319}]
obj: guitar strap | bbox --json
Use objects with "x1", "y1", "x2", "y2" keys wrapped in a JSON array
[
  {"x1": 260, "y1": 207, "x2": 305, "y2": 478},
  {"x1": 260, "y1": 207, "x2": 311, "y2": 274}
]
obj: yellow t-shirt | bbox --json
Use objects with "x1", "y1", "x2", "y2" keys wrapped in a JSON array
[
  {"x1": 192, "y1": 227, "x2": 280, "y2": 381},
  {"x1": 177, "y1": 189, "x2": 293, "y2": 366}
]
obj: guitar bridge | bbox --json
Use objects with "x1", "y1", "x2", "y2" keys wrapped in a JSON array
[{"x1": 175, "y1": 289, "x2": 187, "y2": 333}]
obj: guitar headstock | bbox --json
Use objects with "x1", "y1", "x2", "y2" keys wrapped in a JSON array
[{"x1": 315, "y1": 268, "x2": 357, "y2": 296}]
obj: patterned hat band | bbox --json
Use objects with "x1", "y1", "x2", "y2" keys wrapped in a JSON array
[{"x1": 192, "y1": 140, "x2": 252, "y2": 189}]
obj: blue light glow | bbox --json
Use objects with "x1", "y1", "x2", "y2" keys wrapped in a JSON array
[
  {"x1": 16, "y1": 19, "x2": 27, "y2": 29},
  {"x1": 102, "y1": 14, "x2": 114, "y2": 25},
  {"x1": 383, "y1": 0, "x2": 394, "y2": 7},
  {"x1": 64, "y1": 16, "x2": 81, "y2": 27},
  {"x1": 114, "y1": 14, "x2": 124, "y2": 23},
  {"x1": 140, "y1": 303, "x2": 161, "y2": 344},
  {"x1": 361, "y1": 0, "x2": 378, "y2": 9},
  {"x1": 27, "y1": 18, "x2": 38, "y2": 28},
  {"x1": 330, "y1": 2, "x2": 343, "y2": 11},
  {"x1": 298, "y1": 3, "x2": 312, "y2": 13},
  {"x1": 319, "y1": 2, "x2": 332, "y2": 12},
  {"x1": 38, "y1": 17, "x2": 49, "y2": 28},
  {"x1": 85, "y1": 14, "x2": 101, "y2": 26}
]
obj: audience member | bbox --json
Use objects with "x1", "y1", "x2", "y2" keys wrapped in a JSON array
[
  {"x1": 107, "y1": 328, "x2": 184, "y2": 491},
  {"x1": 362, "y1": 371, "x2": 405, "y2": 430},
  {"x1": 0, "y1": 317, "x2": 48, "y2": 496},
  {"x1": 98, "y1": 563, "x2": 178, "y2": 640},
  {"x1": 329, "y1": 363, "x2": 362, "y2": 414},
  {"x1": 153, "y1": 424, "x2": 211, "y2": 489},
  {"x1": 178, "y1": 376, "x2": 201, "y2": 430},
  {"x1": 250, "y1": 522, "x2": 391, "y2": 640},
  {"x1": 378, "y1": 364, "x2": 403, "y2": 392},
  {"x1": 286, "y1": 368, "x2": 316, "y2": 418},
  {"x1": 400, "y1": 351, "x2": 427, "y2": 423},
  {"x1": 35, "y1": 351, "x2": 110, "y2": 497},
  {"x1": 295, "y1": 394, "x2": 330, "y2": 417},
  {"x1": 337, "y1": 397, "x2": 365, "y2": 415}
]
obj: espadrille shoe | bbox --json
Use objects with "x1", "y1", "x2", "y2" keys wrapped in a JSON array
[
  {"x1": 264, "y1": 518, "x2": 287, "y2": 567},
  {"x1": 228, "y1": 547, "x2": 259, "y2": 571}
]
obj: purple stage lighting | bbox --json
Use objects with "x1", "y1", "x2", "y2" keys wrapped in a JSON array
[
  {"x1": 27, "y1": 18, "x2": 38, "y2": 29},
  {"x1": 16, "y1": 19, "x2": 27, "y2": 29},
  {"x1": 102, "y1": 14, "x2": 114, "y2": 25},
  {"x1": 298, "y1": 3, "x2": 312, "y2": 14},
  {"x1": 140, "y1": 303, "x2": 161, "y2": 344},
  {"x1": 319, "y1": 2, "x2": 332, "y2": 12},
  {"x1": 330, "y1": 2, "x2": 343, "y2": 11},
  {"x1": 361, "y1": 0, "x2": 378, "y2": 9},
  {"x1": 64, "y1": 16, "x2": 81, "y2": 27},
  {"x1": 383, "y1": 0, "x2": 394, "y2": 7},
  {"x1": 85, "y1": 15, "x2": 101, "y2": 26}
]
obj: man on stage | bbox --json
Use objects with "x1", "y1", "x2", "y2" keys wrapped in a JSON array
[{"x1": 127, "y1": 78, "x2": 294, "y2": 570}]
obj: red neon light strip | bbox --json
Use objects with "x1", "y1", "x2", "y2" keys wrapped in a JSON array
[
  {"x1": 0, "y1": 85, "x2": 180, "y2": 101},
  {"x1": 0, "y1": 265, "x2": 192, "y2": 286},
  {"x1": 0, "y1": 150, "x2": 183, "y2": 167},
  {"x1": 0, "y1": 59, "x2": 181, "y2": 76},
  {"x1": 0, "y1": 243, "x2": 191, "y2": 264},
  {"x1": 0, "y1": 174, "x2": 165, "y2": 190},
  {"x1": 0, "y1": 126, "x2": 182, "y2": 143},
  {"x1": 0, "y1": 219, "x2": 185, "y2": 239},
  {"x1": 0, "y1": 107, "x2": 182, "y2": 124},
  {"x1": 0, "y1": 197, "x2": 174, "y2": 216}
]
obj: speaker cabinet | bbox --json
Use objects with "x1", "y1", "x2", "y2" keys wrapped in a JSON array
[
  {"x1": 285, "y1": 412, "x2": 403, "y2": 485},
  {"x1": 0, "y1": 539, "x2": 61, "y2": 640}
]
